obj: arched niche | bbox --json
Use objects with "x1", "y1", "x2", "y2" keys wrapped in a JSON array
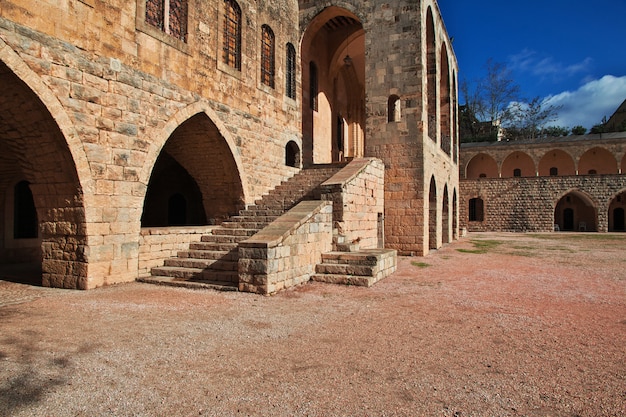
[
  {"x1": 501, "y1": 151, "x2": 535, "y2": 178},
  {"x1": 579, "y1": 147, "x2": 618, "y2": 175},
  {"x1": 465, "y1": 153, "x2": 498, "y2": 179},
  {"x1": 538, "y1": 149, "x2": 576, "y2": 176}
]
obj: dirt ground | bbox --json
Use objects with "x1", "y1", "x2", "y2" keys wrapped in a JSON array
[{"x1": 1, "y1": 232, "x2": 625, "y2": 417}]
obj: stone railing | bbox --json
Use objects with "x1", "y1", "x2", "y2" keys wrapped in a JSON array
[
  {"x1": 320, "y1": 158, "x2": 385, "y2": 250},
  {"x1": 238, "y1": 201, "x2": 333, "y2": 294}
]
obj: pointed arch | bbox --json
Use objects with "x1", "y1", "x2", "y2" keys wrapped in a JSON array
[
  {"x1": 442, "y1": 184, "x2": 450, "y2": 244},
  {"x1": 554, "y1": 189, "x2": 597, "y2": 232},
  {"x1": 428, "y1": 176, "x2": 438, "y2": 250},
  {"x1": 440, "y1": 43, "x2": 451, "y2": 155},
  {"x1": 426, "y1": 7, "x2": 437, "y2": 142}
]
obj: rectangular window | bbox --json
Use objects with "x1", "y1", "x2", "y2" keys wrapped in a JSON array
[{"x1": 145, "y1": 0, "x2": 188, "y2": 42}]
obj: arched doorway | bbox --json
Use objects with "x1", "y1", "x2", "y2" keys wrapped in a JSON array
[
  {"x1": 429, "y1": 177, "x2": 437, "y2": 250},
  {"x1": 301, "y1": 7, "x2": 365, "y2": 165},
  {"x1": 0, "y1": 60, "x2": 86, "y2": 287},
  {"x1": 142, "y1": 113, "x2": 245, "y2": 227},
  {"x1": 554, "y1": 191, "x2": 597, "y2": 232},
  {"x1": 608, "y1": 191, "x2": 626, "y2": 232}
]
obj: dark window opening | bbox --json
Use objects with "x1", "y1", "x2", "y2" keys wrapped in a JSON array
[
  {"x1": 388, "y1": 95, "x2": 400, "y2": 122},
  {"x1": 479, "y1": 173, "x2": 487, "y2": 178},
  {"x1": 588, "y1": 169, "x2": 597, "y2": 175},
  {"x1": 286, "y1": 43, "x2": 296, "y2": 99},
  {"x1": 285, "y1": 140, "x2": 300, "y2": 167},
  {"x1": 261, "y1": 25, "x2": 275, "y2": 88},
  {"x1": 469, "y1": 197, "x2": 484, "y2": 222},
  {"x1": 14, "y1": 181, "x2": 38, "y2": 239},
  {"x1": 614, "y1": 208, "x2": 625, "y2": 231},
  {"x1": 223, "y1": 0, "x2": 242, "y2": 70},
  {"x1": 309, "y1": 61, "x2": 318, "y2": 111},
  {"x1": 549, "y1": 167, "x2": 558, "y2": 176},
  {"x1": 513, "y1": 168, "x2": 521, "y2": 177}
]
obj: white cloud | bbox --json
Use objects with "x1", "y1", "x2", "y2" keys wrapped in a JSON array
[
  {"x1": 543, "y1": 75, "x2": 626, "y2": 129},
  {"x1": 509, "y1": 49, "x2": 593, "y2": 79}
]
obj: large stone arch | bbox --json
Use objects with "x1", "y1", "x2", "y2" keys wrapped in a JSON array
[
  {"x1": 465, "y1": 153, "x2": 498, "y2": 179},
  {"x1": 608, "y1": 189, "x2": 626, "y2": 232},
  {"x1": 578, "y1": 147, "x2": 618, "y2": 175},
  {"x1": 554, "y1": 189, "x2": 598, "y2": 232},
  {"x1": 142, "y1": 105, "x2": 248, "y2": 226},
  {"x1": 501, "y1": 151, "x2": 535, "y2": 178},
  {"x1": 442, "y1": 183, "x2": 450, "y2": 244},
  {"x1": 300, "y1": 5, "x2": 365, "y2": 165},
  {"x1": 428, "y1": 176, "x2": 438, "y2": 250},
  {"x1": 538, "y1": 149, "x2": 576, "y2": 177},
  {"x1": 0, "y1": 47, "x2": 90, "y2": 289},
  {"x1": 141, "y1": 101, "x2": 249, "y2": 206}
]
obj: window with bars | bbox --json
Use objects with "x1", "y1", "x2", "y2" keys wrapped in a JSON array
[
  {"x1": 309, "y1": 61, "x2": 318, "y2": 111},
  {"x1": 145, "y1": 0, "x2": 188, "y2": 42},
  {"x1": 261, "y1": 25, "x2": 275, "y2": 88},
  {"x1": 286, "y1": 43, "x2": 296, "y2": 99},
  {"x1": 223, "y1": 0, "x2": 242, "y2": 70}
]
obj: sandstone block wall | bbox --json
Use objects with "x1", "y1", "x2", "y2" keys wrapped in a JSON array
[
  {"x1": 138, "y1": 226, "x2": 215, "y2": 276},
  {"x1": 238, "y1": 201, "x2": 333, "y2": 294},
  {"x1": 321, "y1": 158, "x2": 385, "y2": 249},
  {"x1": 460, "y1": 176, "x2": 626, "y2": 233}
]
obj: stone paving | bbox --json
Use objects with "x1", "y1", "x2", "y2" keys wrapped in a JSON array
[{"x1": 0, "y1": 280, "x2": 61, "y2": 308}]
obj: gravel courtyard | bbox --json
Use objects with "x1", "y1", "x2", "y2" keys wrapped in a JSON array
[{"x1": 1, "y1": 233, "x2": 625, "y2": 417}]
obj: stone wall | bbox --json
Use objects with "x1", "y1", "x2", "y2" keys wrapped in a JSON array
[
  {"x1": 321, "y1": 158, "x2": 385, "y2": 249},
  {"x1": 138, "y1": 226, "x2": 215, "y2": 276},
  {"x1": 238, "y1": 201, "x2": 333, "y2": 294},
  {"x1": 0, "y1": 0, "x2": 304, "y2": 288},
  {"x1": 460, "y1": 176, "x2": 626, "y2": 233}
]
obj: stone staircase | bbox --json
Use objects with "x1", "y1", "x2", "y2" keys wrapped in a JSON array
[
  {"x1": 311, "y1": 235, "x2": 397, "y2": 287},
  {"x1": 140, "y1": 164, "x2": 345, "y2": 290}
]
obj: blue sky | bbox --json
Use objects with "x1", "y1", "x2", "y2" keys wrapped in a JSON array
[{"x1": 438, "y1": 1, "x2": 626, "y2": 130}]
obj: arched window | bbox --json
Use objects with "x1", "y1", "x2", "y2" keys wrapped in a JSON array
[
  {"x1": 14, "y1": 181, "x2": 38, "y2": 239},
  {"x1": 513, "y1": 168, "x2": 522, "y2": 177},
  {"x1": 145, "y1": 0, "x2": 188, "y2": 42},
  {"x1": 549, "y1": 167, "x2": 558, "y2": 176},
  {"x1": 309, "y1": 61, "x2": 318, "y2": 111},
  {"x1": 469, "y1": 198, "x2": 484, "y2": 222},
  {"x1": 285, "y1": 141, "x2": 300, "y2": 167},
  {"x1": 388, "y1": 95, "x2": 401, "y2": 122},
  {"x1": 261, "y1": 25, "x2": 275, "y2": 88},
  {"x1": 426, "y1": 7, "x2": 437, "y2": 141},
  {"x1": 223, "y1": 0, "x2": 242, "y2": 70},
  {"x1": 285, "y1": 43, "x2": 296, "y2": 99}
]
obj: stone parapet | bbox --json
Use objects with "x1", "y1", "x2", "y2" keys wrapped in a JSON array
[
  {"x1": 238, "y1": 200, "x2": 332, "y2": 294},
  {"x1": 320, "y1": 158, "x2": 385, "y2": 249}
]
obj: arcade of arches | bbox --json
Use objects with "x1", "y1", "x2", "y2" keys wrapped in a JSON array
[{"x1": 460, "y1": 136, "x2": 626, "y2": 233}]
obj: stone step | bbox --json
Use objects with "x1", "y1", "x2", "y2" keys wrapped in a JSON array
[
  {"x1": 211, "y1": 227, "x2": 258, "y2": 237},
  {"x1": 164, "y1": 258, "x2": 237, "y2": 271},
  {"x1": 151, "y1": 266, "x2": 203, "y2": 280},
  {"x1": 201, "y1": 269, "x2": 239, "y2": 283},
  {"x1": 320, "y1": 251, "x2": 389, "y2": 266},
  {"x1": 178, "y1": 249, "x2": 237, "y2": 260},
  {"x1": 189, "y1": 241, "x2": 238, "y2": 251},
  {"x1": 200, "y1": 234, "x2": 249, "y2": 244},
  {"x1": 315, "y1": 263, "x2": 375, "y2": 276},
  {"x1": 221, "y1": 221, "x2": 270, "y2": 229},
  {"x1": 238, "y1": 209, "x2": 283, "y2": 217},
  {"x1": 310, "y1": 274, "x2": 376, "y2": 287},
  {"x1": 137, "y1": 276, "x2": 239, "y2": 291}
]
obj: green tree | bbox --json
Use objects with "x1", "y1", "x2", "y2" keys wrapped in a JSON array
[
  {"x1": 570, "y1": 125, "x2": 587, "y2": 135},
  {"x1": 505, "y1": 97, "x2": 561, "y2": 140}
]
